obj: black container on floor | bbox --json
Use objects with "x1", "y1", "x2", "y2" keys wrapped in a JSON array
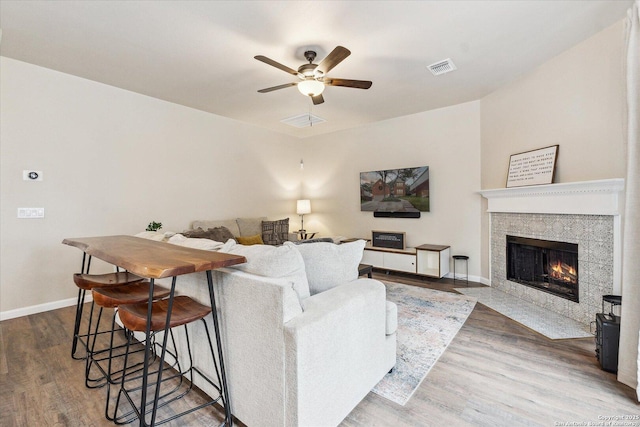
[{"x1": 595, "y1": 294, "x2": 621, "y2": 373}]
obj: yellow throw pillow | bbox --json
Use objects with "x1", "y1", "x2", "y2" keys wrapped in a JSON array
[{"x1": 236, "y1": 234, "x2": 264, "y2": 246}]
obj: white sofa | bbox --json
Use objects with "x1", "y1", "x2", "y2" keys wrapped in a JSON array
[{"x1": 162, "y1": 239, "x2": 397, "y2": 427}]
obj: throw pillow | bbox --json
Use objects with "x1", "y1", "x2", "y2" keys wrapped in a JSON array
[
  {"x1": 236, "y1": 234, "x2": 264, "y2": 245},
  {"x1": 262, "y1": 218, "x2": 290, "y2": 246},
  {"x1": 293, "y1": 237, "x2": 334, "y2": 244},
  {"x1": 182, "y1": 226, "x2": 235, "y2": 242},
  {"x1": 236, "y1": 217, "x2": 267, "y2": 237},
  {"x1": 285, "y1": 239, "x2": 366, "y2": 295},
  {"x1": 167, "y1": 234, "x2": 224, "y2": 251},
  {"x1": 219, "y1": 240, "x2": 311, "y2": 302},
  {"x1": 192, "y1": 219, "x2": 241, "y2": 237}
]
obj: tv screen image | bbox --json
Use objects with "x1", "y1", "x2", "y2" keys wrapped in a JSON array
[{"x1": 360, "y1": 166, "x2": 429, "y2": 213}]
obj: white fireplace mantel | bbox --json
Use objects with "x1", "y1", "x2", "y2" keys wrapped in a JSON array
[{"x1": 479, "y1": 179, "x2": 625, "y2": 215}]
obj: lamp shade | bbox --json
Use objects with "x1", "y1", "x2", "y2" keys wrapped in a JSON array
[{"x1": 296, "y1": 199, "x2": 311, "y2": 215}]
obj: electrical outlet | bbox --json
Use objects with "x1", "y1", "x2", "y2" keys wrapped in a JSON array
[
  {"x1": 17, "y1": 208, "x2": 45, "y2": 218},
  {"x1": 23, "y1": 170, "x2": 43, "y2": 181}
]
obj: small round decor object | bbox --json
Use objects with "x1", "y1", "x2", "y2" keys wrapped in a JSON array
[{"x1": 452, "y1": 255, "x2": 469, "y2": 261}]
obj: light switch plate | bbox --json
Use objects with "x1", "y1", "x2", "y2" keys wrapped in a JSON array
[{"x1": 17, "y1": 208, "x2": 45, "y2": 218}]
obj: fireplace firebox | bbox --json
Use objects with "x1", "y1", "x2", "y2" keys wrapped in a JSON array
[{"x1": 506, "y1": 235, "x2": 579, "y2": 303}]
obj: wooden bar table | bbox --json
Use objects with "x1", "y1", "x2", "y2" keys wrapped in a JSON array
[{"x1": 63, "y1": 235, "x2": 246, "y2": 426}]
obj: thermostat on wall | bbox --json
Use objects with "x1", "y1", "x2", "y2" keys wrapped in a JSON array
[{"x1": 23, "y1": 170, "x2": 43, "y2": 181}]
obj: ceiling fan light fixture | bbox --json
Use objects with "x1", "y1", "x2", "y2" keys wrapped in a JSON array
[{"x1": 297, "y1": 79, "x2": 325, "y2": 97}]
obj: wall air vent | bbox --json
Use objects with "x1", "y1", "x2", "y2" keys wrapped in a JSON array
[
  {"x1": 280, "y1": 113, "x2": 326, "y2": 128},
  {"x1": 427, "y1": 58, "x2": 457, "y2": 76}
]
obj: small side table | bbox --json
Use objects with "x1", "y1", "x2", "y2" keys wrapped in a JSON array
[
  {"x1": 452, "y1": 255, "x2": 469, "y2": 285},
  {"x1": 297, "y1": 231, "x2": 317, "y2": 240},
  {"x1": 358, "y1": 264, "x2": 373, "y2": 278}
]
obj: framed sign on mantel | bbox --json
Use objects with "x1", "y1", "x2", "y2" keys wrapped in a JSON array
[{"x1": 506, "y1": 145, "x2": 559, "y2": 188}]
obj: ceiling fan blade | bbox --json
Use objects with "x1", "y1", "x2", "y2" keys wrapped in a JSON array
[
  {"x1": 312, "y1": 94, "x2": 325, "y2": 105},
  {"x1": 314, "y1": 46, "x2": 351, "y2": 76},
  {"x1": 324, "y1": 78, "x2": 372, "y2": 89},
  {"x1": 254, "y1": 55, "x2": 299, "y2": 76},
  {"x1": 257, "y1": 82, "x2": 297, "y2": 93}
]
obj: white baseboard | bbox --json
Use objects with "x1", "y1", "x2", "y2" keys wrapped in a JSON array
[
  {"x1": 0, "y1": 294, "x2": 93, "y2": 321},
  {"x1": 445, "y1": 272, "x2": 490, "y2": 286}
]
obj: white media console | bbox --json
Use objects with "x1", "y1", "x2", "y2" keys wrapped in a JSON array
[{"x1": 362, "y1": 243, "x2": 450, "y2": 278}]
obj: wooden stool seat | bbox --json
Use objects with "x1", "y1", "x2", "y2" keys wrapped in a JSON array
[
  {"x1": 118, "y1": 296, "x2": 211, "y2": 332},
  {"x1": 92, "y1": 282, "x2": 170, "y2": 308},
  {"x1": 71, "y1": 271, "x2": 145, "y2": 361},
  {"x1": 74, "y1": 272, "x2": 144, "y2": 290}
]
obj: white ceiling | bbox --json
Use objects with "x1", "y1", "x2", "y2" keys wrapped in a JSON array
[{"x1": 0, "y1": 0, "x2": 633, "y2": 138}]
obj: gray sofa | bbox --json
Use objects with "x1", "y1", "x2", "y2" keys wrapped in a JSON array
[{"x1": 191, "y1": 217, "x2": 299, "y2": 243}]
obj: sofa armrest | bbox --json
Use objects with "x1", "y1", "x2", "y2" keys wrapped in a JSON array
[{"x1": 284, "y1": 279, "x2": 393, "y2": 426}]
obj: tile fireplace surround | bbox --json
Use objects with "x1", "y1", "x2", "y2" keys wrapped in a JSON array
[{"x1": 480, "y1": 179, "x2": 625, "y2": 326}]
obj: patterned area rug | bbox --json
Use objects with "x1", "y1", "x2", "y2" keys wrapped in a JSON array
[
  {"x1": 455, "y1": 287, "x2": 592, "y2": 339},
  {"x1": 372, "y1": 282, "x2": 477, "y2": 406}
]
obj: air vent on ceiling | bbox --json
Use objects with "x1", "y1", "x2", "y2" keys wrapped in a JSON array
[
  {"x1": 427, "y1": 58, "x2": 457, "y2": 76},
  {"x1": 280, "y1": 113, "x2": 326, "y2": 128}
]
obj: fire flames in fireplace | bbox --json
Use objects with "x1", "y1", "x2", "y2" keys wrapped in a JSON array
[
  {"x1": 549, "y1": 261, "x2": 577, "y2": 283},
  {"x1": 506, "y1": 235, "x2": 579, "y2": 303}
]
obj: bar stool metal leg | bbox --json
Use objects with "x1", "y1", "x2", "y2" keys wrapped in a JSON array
[
  {"x1": 112, "y1": 274, "x2": 231, "y2": 426},
  {"x1": 71, "y1": 253, "x2": 91, "y2": 359},
  {"x1": 86, "y1": 281, "x2": 171, "y2": 393},
  {"x1": 206, "y1": 270, "x2": 233, "y2": 426},
  {"x1": 71, "y1": 265, "x2": 145, "y2": 361}
]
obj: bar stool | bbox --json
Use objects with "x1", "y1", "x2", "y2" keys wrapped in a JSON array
[
  {"x1": 112, "y1": 295, "x2": 223, "y2": 426},
  {"x1": 452, "y1": 255, "x2": 469, "y2": 285},
  {"x1": 87, "y1": 281, "x2": 171, "y2": 394},
  {"x1": 72, "y1": 268, "x2": 144, "y2": 361}
]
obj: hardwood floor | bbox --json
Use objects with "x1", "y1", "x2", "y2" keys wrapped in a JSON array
[{"x1": 1, "y1": 272, "x2": 637, "y2": 426}]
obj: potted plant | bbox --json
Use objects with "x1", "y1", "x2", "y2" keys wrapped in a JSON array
[{"x1": 146, "y1": 221, "x2": 163, "y2": 232}]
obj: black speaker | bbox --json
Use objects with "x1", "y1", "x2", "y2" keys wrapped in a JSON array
[
  {"x1": 373, "y1": 211, "x2": 421, "y2": 218},
  {"x1": 595, "y1": 313, "x2": 620, "y2": 373}
]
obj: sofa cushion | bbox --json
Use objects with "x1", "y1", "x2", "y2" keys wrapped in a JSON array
[
  {"x1": 182, "y1": 226, "x2": 235, "y2": 242},
  {"x1": 236, "y1": 234, "x2": 264, "y2": 246},
  {"x1": 219, "y1": 240, "x2": 310, "y2": 302},
  {"x1": 192, "y1": 219, "x2": 240, "y2": 237},
  {"x1": 292, "y1": 237, "x2": 334, "y2": 244},
  {"x1": 236, "y1": 217, "x2": 267, "y2": 237},
  {"x1": 285, "y1": 240, "x2": 366, "y2": 295},
  {"x1": 262, "y1": 218, "x2": 290, "y2": 246},
  {"x1": 167, "y1": 234, "x2": 224, "y2": 251}
]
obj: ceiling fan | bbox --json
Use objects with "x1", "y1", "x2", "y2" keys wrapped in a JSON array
[{"x1": 254, "y1": 46, "x2": 372, "y2": 105}]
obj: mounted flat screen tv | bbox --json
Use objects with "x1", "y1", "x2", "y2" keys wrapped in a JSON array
[{"x1": 360, "y1": 166, "x2": 429, "y2": 215}]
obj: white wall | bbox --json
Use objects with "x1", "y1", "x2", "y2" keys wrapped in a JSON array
[
  {"x1": 1, "y1": 19, "x2": 626, "y2": 317},
  {"x1": 302, "y1": 101, "x2": 483, "y2": 280},
  {"x1": 479, "y1": 20, "x2": 627, "y2": 278},
  {"x1": 0, "y1": 57, "x2": 302, "y2": 316},
  {"x1": 481, "y1": 20, "x2": 626, "y2": 190}
]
